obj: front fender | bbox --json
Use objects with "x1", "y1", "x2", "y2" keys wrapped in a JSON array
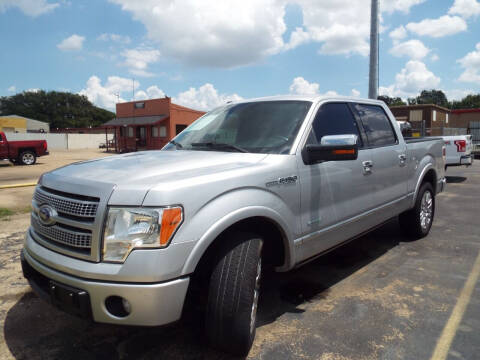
[{"x1": 179, "y1": 188, "x2": 296, "y2": 275}]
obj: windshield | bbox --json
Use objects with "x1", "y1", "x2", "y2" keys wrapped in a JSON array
[{"x1": 164, "y1": 100, "x2": 312, "y2": 154}]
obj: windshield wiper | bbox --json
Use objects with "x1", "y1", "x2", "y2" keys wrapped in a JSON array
[
  {"x1": 168, "y1": 140, "x2": 183, "y2": 149},
  {"x1": 190, "y1": 142, "x2": 248, "y2": 153}
]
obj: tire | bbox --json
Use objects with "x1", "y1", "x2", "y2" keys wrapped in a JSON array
[
  {"x1": 399, "y1": 182, "x2": 435, "y2": 239},
  {"x1": 19, "y1": 150, "x2": 36, "y2": 165},
  {"x1": 206, "y1": 232, "x2": 263, "y2": 356}
]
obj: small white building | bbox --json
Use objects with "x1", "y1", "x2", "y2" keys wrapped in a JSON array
[{"x1": 0, "y1": 115, "x2": 50, "y2": 133}]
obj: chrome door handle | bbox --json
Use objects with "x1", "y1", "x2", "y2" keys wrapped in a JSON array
[
  {"x1": 362, "y1": 160, "x2": 373, "y2": 174},
  {"x1": 399, "y1": 154, "x2": 407, "y2": 166}
]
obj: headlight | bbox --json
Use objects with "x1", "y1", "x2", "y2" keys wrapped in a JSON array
[{"x1": 102, "y1": 206, "x2": 183, "y2": 262}]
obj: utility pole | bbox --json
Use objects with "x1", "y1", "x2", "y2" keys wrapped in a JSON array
[{"x1": 368, "y1": 0, "x2": 379, "y2": 99}]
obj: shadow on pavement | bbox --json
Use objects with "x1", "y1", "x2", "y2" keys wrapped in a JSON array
[
  {"x1": 446, "y1": 176, "x2": 467, "y2": 184},
  {"x1": 4, "y1": 219, "x2": 403, "y2": 360}
]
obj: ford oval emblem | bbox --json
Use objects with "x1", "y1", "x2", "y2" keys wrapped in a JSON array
[{"x1": 38, "y1": 204, "x2": 57, "y2": 226}]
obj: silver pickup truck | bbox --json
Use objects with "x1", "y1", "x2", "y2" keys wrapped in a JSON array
[{"x1": 21, "y1": 96, "x2": 446, "y2": 355}]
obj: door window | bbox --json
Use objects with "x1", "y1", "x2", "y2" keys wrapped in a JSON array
[
  {"x1": 354, "y1": 104, "x2": 397, "y2": 147},
  {"x1": 308, "y1": 103, "x2": 362, "y2": 146}
]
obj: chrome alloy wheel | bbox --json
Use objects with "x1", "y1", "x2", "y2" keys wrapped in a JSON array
[
  {"x1": 22, "y1": 152, "x2": 35, "y2": 165},
  {"x1": 249, "y1": 257, "x2": 262, "y2": 334},
  {"x1": 420, "y1": 190, "x2": 433, "y2": 231}
]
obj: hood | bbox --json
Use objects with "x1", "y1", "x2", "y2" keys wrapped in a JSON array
[{"x1": 45, "y1": 150, "x2": 268, "y2": 205}]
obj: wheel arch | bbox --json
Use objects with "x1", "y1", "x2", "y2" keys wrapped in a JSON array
[
  {"x1": 182, "y1": 208, "x2": 294, "y2": 277},
  {"x1": 413, "y1": 165, "x2": 437, "y2": 206}
]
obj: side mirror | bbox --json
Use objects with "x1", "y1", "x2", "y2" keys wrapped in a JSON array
[{"x1": 303, "y1": 134, "x2": 358, "y2": 165}]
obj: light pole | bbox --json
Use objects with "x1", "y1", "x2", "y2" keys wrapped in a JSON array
[{"x1": 369, "y1": 0, "x2": 379, "y2": 99}]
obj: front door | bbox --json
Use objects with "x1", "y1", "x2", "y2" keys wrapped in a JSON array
[
  {"x1": 297, "y1": 102, "x2": 375, "y2": 263},
  {"x1": 136, "y1": 126, "x2": 146, "y2": 148}
]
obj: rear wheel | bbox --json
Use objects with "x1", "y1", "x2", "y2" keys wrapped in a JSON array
[
  {"x1": 399, "y1": 182, "x2": 435, "y2": 239},
  {"x1": 19, "y1": 151, "x2": 36, "y2": 165},
  {"x1": 206, "y1": 232, "x2": 263, "y2": 356}
]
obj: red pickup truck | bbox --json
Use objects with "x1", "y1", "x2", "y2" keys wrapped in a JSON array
[{"x1": 0, "y1": 131, "x2": 49, "y2": 165}]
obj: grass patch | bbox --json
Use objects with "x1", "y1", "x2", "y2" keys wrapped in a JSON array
[
  {"x1": 0, "y1": 206, "x2": 31, "y2": 220},
  {"x1": 0, "y1": 208, "x2": 15, "y2": 219}
]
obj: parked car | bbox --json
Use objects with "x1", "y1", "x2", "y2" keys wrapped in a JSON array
[
  {"x1": 0, "y1": 131, "x2": 49, "y2": 165},
  {"x1": 21, "y1": 96, "x2": 446, "y2": 355},
  {"x1": 443, "y1": 135, "x2": 474, "y2": 169}
]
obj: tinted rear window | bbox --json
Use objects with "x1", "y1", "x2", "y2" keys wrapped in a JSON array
[{"x1": 354, "y1": 104, "x2": 397, "y2": 147}]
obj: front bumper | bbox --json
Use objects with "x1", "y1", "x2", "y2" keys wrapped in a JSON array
[{"x1": 21, "y1": 249, "x2": 190, "y2": 326}]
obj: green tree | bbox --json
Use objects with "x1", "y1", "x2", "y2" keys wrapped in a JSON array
[
  {"x1": 450, "y1": 94, "x2": 480, "y2": 109},
  {"x1": 377, "y1": 95, "x2": 406, "y2": 106},
  {"x1": 0, "y1": 90, "x2": 115, "y2": 129},
  {"x1": 415, "y1": 89, "x2": 449, "y2": 107}
]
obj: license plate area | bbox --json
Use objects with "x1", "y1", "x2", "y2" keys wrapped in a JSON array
[{"x1": 49, "y1": 280, "x2": 92, "y2": 319}]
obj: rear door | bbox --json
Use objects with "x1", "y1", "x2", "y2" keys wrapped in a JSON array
[
  {"x1": 352, "y1": 103, "x2": 408, "y2": 214},
  {"x1": 0, "y1": 133, "x2": 8, "y2": 159},
  {"x1": 297, "y1": 102, "x2": 376, "y2": 261}
]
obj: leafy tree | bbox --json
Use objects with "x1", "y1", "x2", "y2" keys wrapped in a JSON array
[
  {"x1": 450, "y1": 94, "x2": 480, "y2": 109},
  {"x1": 407, "y1": 97, "x2": 417, "y2": 105},
  {"x1": 414, "y1": 89, "x2": 449, "y2": 107},
  {"x1": 0, "y1": 90, "x2": 115, "y2": 129},
  {"x1": 377, "y1": 95, "x2": 406, "y2": 106}
]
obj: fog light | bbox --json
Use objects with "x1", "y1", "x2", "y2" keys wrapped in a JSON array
[
  {"x1": 122, "y1": 298, "x2": 131, "y2": 314},
  {"x1": 105, "y1": 296, "x2": 131, "y2": 318}
]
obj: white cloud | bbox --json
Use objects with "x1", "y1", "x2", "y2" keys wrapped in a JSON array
[
  {"x1": 457, "y1": 43, "x2": 480, "y2": 83},
  {"x1": 389, "y1": 26, "x2": 407, "y2": 40},
  {"x1": 0, "y1": 0, "x2": 59, "y2": 17},
  {"x1": 135, "y1": 85, "x2": 165, "y2": 100},
  {"x1": 379, "y1": 60, "x2": 440, "y2": 98},
  {"x1": 109, "y1": 0, "x2": 286, "y2": 68},
  {"x1": 430, "y1": 54, "x2": 439, "y2": 62},
  {"x1": 406, "y1": 15, "x2": 467, "y2": 38},
  {"x1": 282, "y1": 0, "x2": 424, "y2": 57},
  {"x1": 110, "y1": 0, "x2": 425, "y2": 67},
  {"x1": 7, "y1": 85, "x2": 16, "y2": 92},
  {"x1": 445, "y1": 89, "x2": 476, "y2": 101},
  {"x1": 79, "y1": 76, "x2": 140, "y2": 109},
  {"x1": 380, "y1": 0, "x2": 426, "y2": 13},
  {"x1": 122, "y1": 48, "x2": 161, "y2": 77},
  {"x1": 351, "y1": 89, "x2": 361, "y2": 97},
  {"x1": 173, "y1": 83, "x2": 243, "y2": 111},
  {"x1": 26, "y1": 88, "x2": 40, "y2": 93},
  {"x1": 449, "y1": 0, "x2": 480, "y2": 19},
  {"x1": 390, "y1": 39, "x2": 430, "y2": 60},
  {"x1": 97, "y1": 33, "x2": 131, "y2": 44},
  {"x1": 80, "y1": 76, "x2": 241, "y2": 111},
  {"x1": 288, "y1": 77, "x2": 342, "y2": 97},
  {"x1": 289, "y1": 77, "x2": 320, "y2": 95},
  {"x1": 57, "y1": 34, "x2": 85, "y2": 51}
]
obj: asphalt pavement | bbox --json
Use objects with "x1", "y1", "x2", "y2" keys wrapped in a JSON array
[{"x1": 0, "y1": 162, "x2": 479, "y2": 360}]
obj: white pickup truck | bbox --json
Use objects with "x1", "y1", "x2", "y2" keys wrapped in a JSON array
[
  {"x1": 22, "y1": 96, "x2": 446, "y2": 355},
  {"x1": 443, "y1": 135, "x2": 474, "y2": 169}
]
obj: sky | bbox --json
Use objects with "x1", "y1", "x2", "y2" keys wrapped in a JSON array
[{"x1": 0, "y1": 0, "x2": 480, "y2": 112}]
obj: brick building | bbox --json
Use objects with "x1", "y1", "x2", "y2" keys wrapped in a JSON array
[
  {"x1": 103, "y1": 97, "x2": 205, "y2": 152},
  {"x1": 450, "y1": 108, "x2": 480, "y2": 128},
  {"x1": 389, "y1": 104, "x2": 451, "y2": 136}
]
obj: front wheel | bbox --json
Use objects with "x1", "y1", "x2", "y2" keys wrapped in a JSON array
[
  {"x1": 19, "y1": 151, "x2": 36, "y2": 165},
  {"x1": 399, "y1": 182, "x2": 435, "y2": 239},
  {"x1": 206, "y1": 232, "x2": 263, "y2": 356}
]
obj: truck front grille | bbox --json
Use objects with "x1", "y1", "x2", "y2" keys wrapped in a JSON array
[
  {"x1": 34, "y1": 187, "x2": 98, "y2": 217},
  {"x1": 31, "y1": 216, "x2": 92, "y2": 249},
  {"x1": 31, "y1": 186, "x2": 101, "y2": 260}
]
